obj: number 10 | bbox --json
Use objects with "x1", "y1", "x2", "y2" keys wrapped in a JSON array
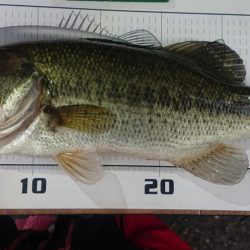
[{"x1": 21, "y1": 178, "x2": 47, "y2": 194}]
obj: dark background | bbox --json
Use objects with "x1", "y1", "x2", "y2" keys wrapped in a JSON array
[{"x1": 159, "y1": 215, "x2": 250, "y2": 250}]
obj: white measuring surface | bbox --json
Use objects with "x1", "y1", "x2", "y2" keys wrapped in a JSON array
[{"x1": 0, "y1": 0, "x2": 250, "y2": 212}]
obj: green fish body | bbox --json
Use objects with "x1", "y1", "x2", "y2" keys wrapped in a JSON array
[{"x1": 0, "y1": 35, "x2": 249, "y2": 185}]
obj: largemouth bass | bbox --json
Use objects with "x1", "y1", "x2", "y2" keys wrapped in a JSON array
[{"x1": 0, "y1": 29, "x2": 249, "y2": 185}]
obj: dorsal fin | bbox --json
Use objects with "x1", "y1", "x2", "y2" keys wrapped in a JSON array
[
  {"x1": 86, "y1": 30, "x2": 161, "y2": 49},
  {"x1": 59, "y1": 11, "x2": 161, "y2": 48},
  {"x1": 0, "y1": 11, "x2": 161, "y2": 49},
  {"x1": 117, "y1": 30, "x2": 161, "y2": 48},
  {"x1": 0, "y1": 26, "x2": 161, "y2": 49},
  {"x1": 164, "y1": 40, "x2": 246, "y2": 85}
]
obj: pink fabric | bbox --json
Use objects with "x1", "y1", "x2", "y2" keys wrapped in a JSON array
[
  {"x1": 15, "y1": 215, "x2": 56, "y2": 232},
  {"x1": 116, "y1": 215, "x2": 192, "y2": 250}
]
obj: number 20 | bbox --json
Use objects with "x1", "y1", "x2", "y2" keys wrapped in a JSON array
[{"x1": 144, "y1": 179, "x2": 174, "y2": 195}]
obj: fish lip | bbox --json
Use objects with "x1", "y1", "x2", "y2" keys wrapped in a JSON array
[{"x1": 0, "y1": 75, "x2": 47, "y2": 146}]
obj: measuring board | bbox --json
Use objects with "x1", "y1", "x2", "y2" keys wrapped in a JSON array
[{"x1": 1, "y1": 0, "x2": 250, "y2": 214}]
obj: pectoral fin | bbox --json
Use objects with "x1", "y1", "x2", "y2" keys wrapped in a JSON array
[
  {"x1": 173, "y1": 144, "x2": 248, "y2": 185},
  {"x1": 44, "y1": 105, "x2": 116, "y2": 133},
  {"x1": 55, "y1": 151, "x2": 104, "y2": 184}
]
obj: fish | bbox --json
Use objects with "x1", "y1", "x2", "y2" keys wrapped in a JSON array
[{"x1": 0, "y1": 26, "x2": 249, "y2": 185}]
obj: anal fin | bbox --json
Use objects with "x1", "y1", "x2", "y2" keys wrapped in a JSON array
[
  {"x1": 55, "y1": 151, "x2": 104, "y2": 184},
  {"x1": 173, "y1": 144, "x2": 248, "y2": 185}
]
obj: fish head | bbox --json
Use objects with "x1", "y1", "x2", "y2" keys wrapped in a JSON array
[{"x1": 0, "y1": 48, "x2": 48, "y2": 145}]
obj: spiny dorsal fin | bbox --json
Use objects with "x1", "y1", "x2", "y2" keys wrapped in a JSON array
[{"x1": 165, "y1": 40, "x2": 246, "y2": 85}]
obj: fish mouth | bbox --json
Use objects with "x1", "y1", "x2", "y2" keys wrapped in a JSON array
[{"x1": 0, "y1": 76, "x2": 47, "y2": 146}]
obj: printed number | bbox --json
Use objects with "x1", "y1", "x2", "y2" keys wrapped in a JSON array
[
  {"x1": 144, "y1": 179, "x2": 158, "y2": 194},
  {"x1": 21, "y1": 178, "x2": 47, "y2": 194},
  {"x1": 144, "y1": 179, "x2": 174, "y2": 195}
]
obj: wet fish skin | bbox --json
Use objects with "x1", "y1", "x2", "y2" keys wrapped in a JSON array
[
  {"x1": 0, "y1": 39, "x2": 249, "y2": 185},
  {"x1": 26, "y1": 41, "x2": 250, "y2": 138}
]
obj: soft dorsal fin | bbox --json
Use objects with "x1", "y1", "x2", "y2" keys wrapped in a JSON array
[
  {"x1": 86, "y1": 30, "x2": 161, "y2": 49},
  {"x1": 164, "y1": 40, "x2": 246, "y2": 85},
  {"x1": 117, "y1": 30, "x2": 161, "y2": 48}
]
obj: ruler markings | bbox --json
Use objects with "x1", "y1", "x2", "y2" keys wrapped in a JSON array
[{"x1": 0, "y1": 3, "x2": 249, "y2": 16}]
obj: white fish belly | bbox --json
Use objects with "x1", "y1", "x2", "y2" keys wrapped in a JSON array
[{"x1": 0, "y1": 107, "x2": 249, "y2": 162}]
